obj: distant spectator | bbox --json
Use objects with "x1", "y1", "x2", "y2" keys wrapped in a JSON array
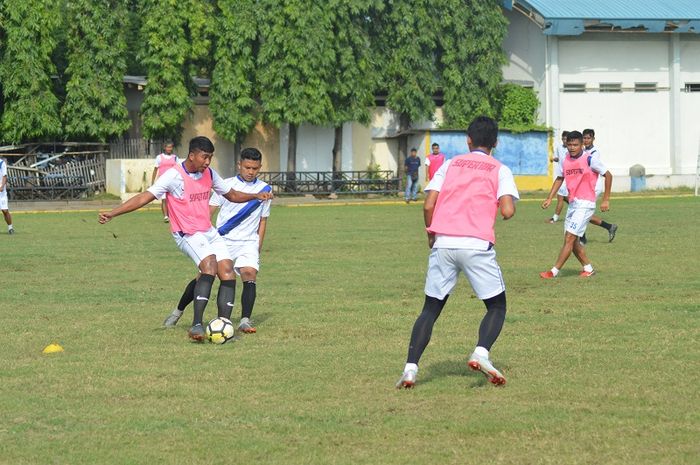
[{"x1": 404, "y1": 148, "x2": 421, "y2": 203}]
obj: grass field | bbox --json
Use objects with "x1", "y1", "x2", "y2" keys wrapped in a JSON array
[{"x1": 0, "y1": 195, "x2": 698, "y2": 464}]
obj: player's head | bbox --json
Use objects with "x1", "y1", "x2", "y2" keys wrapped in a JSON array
[
  {"x1": 162, "y1": 140, "x2": 174, "y2": 154},
  {"x1": 431, "y1": 143, "x2": 440, "y2": 154},
  {"x1": 566, "y1": 131, "x2": 584, "y2": 155},
  {"x1": 187, "y1": 136, "x2": 215, "y2": 172},
  {"x1": 582, "y1": 128, "x2": 595, "y2": 147},
  {"x1": 410, "y1": 148, "x2": 417, "y2": 156},
  {"x1": 238, "y1": 147, "x2": 263, "y2": 182},
  {"x1": 561, "y1": 130, "x2": 569, "y2": 144},
  {"x1": 467, "y1": 116, "x2": 498, "y2": 150}
]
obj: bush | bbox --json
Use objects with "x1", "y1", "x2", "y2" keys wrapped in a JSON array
[{"x1": 497, "y1": 83, "x2": 541, "y2": 132}]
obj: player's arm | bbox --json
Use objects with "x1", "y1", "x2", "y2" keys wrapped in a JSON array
[
  {"x1": 542, "y1": 177, "x2": 564, "y2": 209},
  {"x1": 0, "y1": 174, "x2": 6, "y2": 192},
  {"x1": 499, "y1": 195, "x2": 516, "y2": 220},
  {"x1": 423, "y1": 190, "x2": 439, "y2": 248},
  {"x1": 257, "y1": 217, "x2": 268, "y2": 252},
  {"x1": 223, "y1": 188, "x2": 273, "y2": 203},
  {"x1": 599, "y1": 171, "x2": 612, "y2": 212},
  {"x1": 98, "y1": 191, "x2": 156, "y2": 224}
]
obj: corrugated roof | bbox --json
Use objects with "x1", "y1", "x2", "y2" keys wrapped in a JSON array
[{"x1": 505, "y1": 0, "x2": 700, "y2": 34}]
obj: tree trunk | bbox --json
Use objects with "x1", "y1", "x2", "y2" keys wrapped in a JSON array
[
  {"x1": 332, "y1": 125, "x2": 342, "y2": 192},
  {"x1": 398, "y1": 113, "x2": 410, "y2": 186},
  {"x1": 287, "y1": 123, "x2": 297, "y2": 192},
  {"x1": 233, "y1": 140, "x2": 242, "y2": 167}
]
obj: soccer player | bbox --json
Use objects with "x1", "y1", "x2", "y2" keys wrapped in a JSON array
[
  {"x1": 98, "y1": 136, "x2": 273, "y2": 341},
  {"x1": 396, "y1": 116, "x2": 519, "y2": 389},
  {"x1": 547, "y1": 130, "x2": 569, "y2": 224},
  {"x1": 0, "y1": 157, "x2": 14, "y2": 234},
  {"x1": 163, "y1": 147, "x2": 272, "y2": 334},
  {"x1": 151, "y1": 141, "x2": 179, "y2": 223},
  {"x1": 540, "y1": 131, "x2": 612, "y2": 279},
  {"x1": 425, "y1": 142, "x2": 445, "y2": 182},
  {"x1": 582, "y1": 129, "x2": 618, "y2": 243}
]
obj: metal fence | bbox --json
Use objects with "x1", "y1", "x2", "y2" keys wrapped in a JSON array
[
  {"x1": 108, "y1": 138, "x2": 163, "y2": 159},
  {"x1": 257, "y1": 170, "x2": 400, "y2": 195}
]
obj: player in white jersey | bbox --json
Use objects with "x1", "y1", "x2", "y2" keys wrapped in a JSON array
[
  {"x1": 582, "y1": 129, "x2": 618, "y2": 243},
  {"x1": 0, "y1": 157, "x2": 15, "y2": 234},
  {"x1": 163, "y1": 147, "x2": 272, "y2": 334}
]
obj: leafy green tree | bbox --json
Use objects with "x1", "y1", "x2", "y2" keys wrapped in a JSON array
[
  {"x1": 138, "y1": 0, "x2": 213, "y2": 140},
  {"x1": 438, "y1": 0, "x2": 507, "y2": 127},
  {"x1": 0, "y1": 0, "x2": 62, "y2": 143},
  {"x1": 327, "y1": 0, "x2": 380, "y2": 179},
  {"x1": 256, "y1": 0, "x2": 335, "y2": 174},
  {"x1": 372, "y1": 0, "x2": 439, "y2": 163},
  {"x1": 61, "y1": 0, "x2": 130, "y2": 141},
  {"x1": 496, "y1": 83, "x2": 540, "y2": 130},
  {"x1": 209, "y1": 0, "x2": 258, "y2": 159}
]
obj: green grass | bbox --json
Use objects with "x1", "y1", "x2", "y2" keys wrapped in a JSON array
[{"x1": 0, "y1": 196, "x2": 698, "y2": 464}]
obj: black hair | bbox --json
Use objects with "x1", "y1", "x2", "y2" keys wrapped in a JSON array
[
  {"x1": 431, "y1": 143, "x2": 439, "y2": 148},
  {"x1": 566, "y1": 131, "x2": 583, "y2": 142},
  {"x1": 163, "y1": 140, "x2": 174, "y2": 147},
  {"x1": 189, "y1": 136, "x2": 215, "y2": 154},
  {"x1": 561, "y1": 130, "x2": 569, "y2": 137},
  {"x1": 467, "y1": 116, "x2": 498, "y2": 149},
  {"x1": 582, "y1": 128, "x2": 595, "y2": 137},
  {"x1": 410, "y1": 147, "x2": 417, "y2": 152},
  {"x1": 240, "y1": 147, "x2": 262, "y2": 161}
]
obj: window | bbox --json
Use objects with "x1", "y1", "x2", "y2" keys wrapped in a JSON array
[
  {"x1": 685, "y1": 83, "x2": 700, "y2": 92},
  {"x1": 635, "y1": 82, "x2": 657, "y2": 92},
  {"x1": 563, "y1": 83, "x2": 586, "y2": 93},
  {"x1": 599, "y1": 83, "x2": 622, "y2": 93}
]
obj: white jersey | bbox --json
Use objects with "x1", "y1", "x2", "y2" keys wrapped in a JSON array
[
  {"x1": 425, "y1": 158, "x2": 520, "y2": 250},
  {"x1": 210, "y1": 176, "x2": 271, "y2": 242},
  {"x1": 587, "y1": 146, "x2": 606, "y2": 194},
  {"x1": 147, "y1": 164, "x2": 230, "y2": 200}
]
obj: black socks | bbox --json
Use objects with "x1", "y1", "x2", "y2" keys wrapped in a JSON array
[
  {"x1": 241, "y1": 281, "x2": 256, "y2": 319},
  {"x1": 406, "y1": 295, "x2": 449, "y2": 364},
  {"x1": 217, "y1": 280, "x2": 236, "y2": 320},
  {"x1": 192, "y1": 274, "x2": 215, "y2": 326},
  {"x1": 177, "y1": 278, "x2": 197, "y2": 312}
]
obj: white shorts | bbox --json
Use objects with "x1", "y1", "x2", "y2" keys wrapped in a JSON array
[
  {"x1": 225, "y1": 240, "x2": 260, "y2": 274},
  {"x1": 564, "y1": 206, "x2": 595, "y2": 237},
  {"x1": 424, "y1": 248, "x2": 505, "y2": 301},
  {"x1": 557, "y1": 180, "x2": 568, "y2": 197},
  {"x1": 173, "y1": 227, "x2": 231, "y2": 268},
  {"x1": 0, "y1": 189, "x2": 7, "y2": 210}
]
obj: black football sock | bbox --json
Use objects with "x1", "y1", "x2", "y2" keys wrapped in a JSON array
[
  {"x1": 406, "y1": 295, "x2": 449, "y2": 364},
  {"x1": 192, "y1": 274, "x2": 215, "y2": 326},
  {"x1": 177, "y1": 278, "x2": 197, "y2": 312},
  {"x1": 599, "y1": 221, "x2": 612, "y2": 231},
  {"x1": 477, "y1": 291, "x2": 507, "y2": 350},
  {"x1": 241, "y1": 281, "x2": 256, "y2": 319},
  {"x1": 217, "y1": 280, "x2": 236, "y2": 320}
]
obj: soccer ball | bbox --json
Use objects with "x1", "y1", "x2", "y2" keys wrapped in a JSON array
[{"x1": 205, "y1": 317, "x2": 235, "y2": 344}]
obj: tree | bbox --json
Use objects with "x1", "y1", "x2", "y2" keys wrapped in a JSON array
[
  {"x1": 256, "y1": 0, "x2": 335, "y2": 177},
  {"x1": 438, "y1": 0, "x2": 507, "y2": 127},
  {"x1": 61, "y1": 0, "x2": 130, "y2": 141},
  {"x1": 209, "y1": 0, "x2": 258, "y2": 159},
  {"x1": 327, "y1": 0, "x2": 379, "y2": 184},
  {"x1": 138, "y1": 0, "x2": 213, "y2": 141},
  {"x1": 372, "y1": 0, "x2": 440, "y2": 166},
  {"x1": 0, "y1": 0, "x2": 62, "y2": 143}
]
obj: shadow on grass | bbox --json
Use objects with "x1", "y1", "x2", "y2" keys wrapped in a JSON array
[{"x1": 421, "y1": 358, "x2": 510, "y2": 388}]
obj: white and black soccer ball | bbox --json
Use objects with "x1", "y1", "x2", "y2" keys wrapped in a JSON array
[{"x1": 206, "y1": 317, "x2": 235, "y2": 344}]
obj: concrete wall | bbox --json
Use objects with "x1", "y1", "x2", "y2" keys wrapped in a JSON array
[{"x1": 105, "y1": 159, "x2": 153, "y2": 201}]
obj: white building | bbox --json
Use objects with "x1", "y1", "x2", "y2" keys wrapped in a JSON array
[{"x1": 503, "y1": 0, "x2": 700, "y2": 189}]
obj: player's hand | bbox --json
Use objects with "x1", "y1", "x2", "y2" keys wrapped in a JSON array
[
  {"x1": 427, "y1": 233, "x2": 435, "y2": 249},
  {"x1": 599, "y1": 200, "x2": 610, "y2": 212},
  {"x1": 98, "y1": 212, "x2": 113, "y2": 224},
  {"x1": 256, "y1": 192, "x2": 273, "y2": 201},
  {"x1": 541, "y1": 198, "x2": 551, "y2": 209}
]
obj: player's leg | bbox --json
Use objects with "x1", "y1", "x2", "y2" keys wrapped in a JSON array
[
  {"x1": 211, "y1": 233, "x2": 235, "y2": 320},
  {"x1": 540, "y1": 232, "x2": 577, "y2": 278},
  {"x1": 234, "y1": 242, "x2": 262, "y2": 333},
  {"x1": 163, "y1": 276, "x2": 197, "y2": 327},
  {"x1": 2, "y1": 209, "x2": 12, "y2": 234},
  {"x1": 239, "y1": 267, "x2": 258, "y2": 333},
  {"x1": 397, "y1": 248, "x2": 457, "y2": 389},
  {"x1": 589, "y1": 214, "x2": 618, "y2": 242},
  {"x1": 461, "y1": 248, "x2": 507, "y2": 385},
  {"x1": 572, "y1": 236, "x2": 595, "y2": 277},
  {"x1": 541, "y1": 206, "x2": 587, "y2": 278}
]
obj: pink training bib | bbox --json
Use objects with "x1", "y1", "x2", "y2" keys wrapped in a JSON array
[{"x1": 167, "y1": 164, "x2": 213, "y2": 235}]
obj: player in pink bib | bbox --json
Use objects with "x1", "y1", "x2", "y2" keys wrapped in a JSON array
[
  {"x1": 540, "y1": 130, "x2": 612, "y2": 279},
  {"x1": 396, "y1": 116, "x2": 519, "y2": 389},
  {"x1": 99, "y1": 136, "x2": 273, "y2": 342},
  {"x1": 151, "y1": 141, "x2": 178, "y2": 223},
  {"x1": 425, "y1": 143, "x2": 445, "y2": 181}
]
